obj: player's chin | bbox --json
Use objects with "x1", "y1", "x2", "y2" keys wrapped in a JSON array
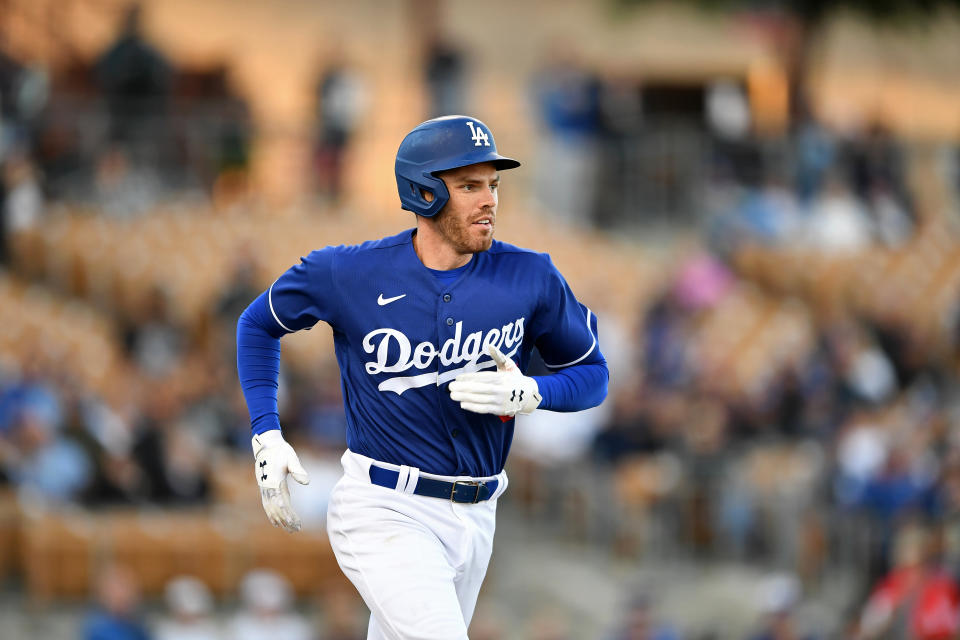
[{"x1": 469, "y1": 228, "x2": 495, "y2": 252}]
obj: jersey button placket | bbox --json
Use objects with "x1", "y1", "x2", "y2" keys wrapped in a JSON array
[
  {"x1": 446, "y1": 317, "x2": 454, "y2": 326},
  {"x1": 443, "y1": 294, "x2": 451, "y2": 302}
]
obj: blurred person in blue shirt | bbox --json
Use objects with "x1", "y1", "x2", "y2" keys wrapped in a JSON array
[
  {"x1": 7, "y1": 406, "x2": 92, "y2": 501},
  {"x1": 0, "y1": 368, "x2": 93, "y2": 502},
  {"x1": 606, "y1": 593, "x2": 682, "y2": 640},
  {"x1": 82, "y1": 564, "x2": 152, "y2": 640},
  {"x1": 531, "y1": 43, "x2": 602, "y2": 225}
]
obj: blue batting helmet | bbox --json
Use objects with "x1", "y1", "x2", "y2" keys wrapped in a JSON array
[{"x1": 395, "y1": 115, "x2": 520, "y2": 218}]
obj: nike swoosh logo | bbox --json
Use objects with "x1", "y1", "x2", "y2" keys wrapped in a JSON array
[{"x1": 377, "y1": 293, "x2": 406, "y2": 306}]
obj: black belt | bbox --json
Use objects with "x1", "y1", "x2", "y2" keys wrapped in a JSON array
[{"x1": 368, "y1": 465, "x2": 498, "y2": 504}]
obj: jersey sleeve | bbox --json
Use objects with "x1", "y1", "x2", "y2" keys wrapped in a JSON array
[
  {"x1": 530, "y1": 256, "x2": 602, "y2": 369},
  {"x1": 267, "y1": 247, "x2": 339, "y2": 333}
]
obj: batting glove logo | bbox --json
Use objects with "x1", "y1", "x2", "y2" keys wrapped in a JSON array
[{"x1": 449, "y1": 344, "x2": 542, "y2": 417}]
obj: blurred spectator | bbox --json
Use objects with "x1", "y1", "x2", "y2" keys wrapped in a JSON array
[
  {"x1": 0, "y1": 49, "x2": 48, "y2": 151},
  {"x1": 869, "y1": 314, "x2": 928, "y2": 392},
  {"x1": 803, "y1": 175, "x2": 874, "y2": 252},
  {"x1": 2, "y1": 147, "x2": 44, "y2": 274},
  {"x1": 866, "y1": 180, "x2": 914, "y2": 248},
  {"x1": 121, "y1": 285, "x2": 187, "y2": 378},
  {"x1": 203, "y1": 65, "x2": 253, "y2": 204},
  {"x1": 746, "y1": 573, "x2": 816, "y2": 640},
  {"x1": 131, "y1": 385, "x2": 210, "y2": 505},
  {"x1": 0, "y1": 358, "x2": 61, "y2": 434},
  {"x1": 0, "y1": 49, "x2": 26, "y2": 129},
  {"x1": 6, "y1": 401, "x2": 92, "y2": 502},
  {"x1": 531, "y1": 44, "x2": 602, "y2": 225},
  {"x1": 706, "y1": 80, "x2": 750, "y2": 141},
  {"x1": 830, "y1": 327, "x2": 897, "y2": 408},
  {"x1": 670, "y1": 253, "x2": 734, "y2": 312},
  {"x1": 641, "y1": 291, "x2": 693, "y2": 390},
  {"x1": 595, "y1": 75, "x2": 644, "y2": 223},
  {"x1": 834, "y1": 408, "x2": 890, "y2": 508},
  {"x1": 424, "y1": 36, "x2": 468, "y2": 117},
  {"x1": 846, "y1": 123, "x2": 908, "y2": 206},
  {"x1": 227, "y1": 569, "x2": 312, "y2": 640},
  {"x1": 82, "y1": 564, "x2": 152, "y2": 640},
  {"x1": 94, "y1": 145, "x2": 163, "y2": 218},
  {"x1": 3, "y1": 148, "x2": 43, "y2": 233},
  {"x1": 857, "y1": 525, "x2": 960, "y2": 640},
  {"x1": 605, "y1": 593, "x2": 681, "y2": 640},
  {"x1": 715, "y1": 173, "x2": 802, "y2": 247},
  {"x1": 94, "y1": 3, "x2": 173, "y2": 166},
  {"x1": 155, "y1": 575, "x2": 223, "y2": 640},
  {"x1": 592, "y1": 386, "x2": 671, "y2": 464},
  {"x1": 0, "y1": 359, "x2": 93, "y2": 502},
  {"x1": 214, "y1": 252, "x2": 261, "y2": 327},
  {"x1": 69, "y1": 395, "x2": 146, "y2": 506},
  {"x1": 794, "y1": 113, "x2": 837, "y2": 205},
  {"x1": 313, "y1": 54, "x2": 368, "y2": 203}
]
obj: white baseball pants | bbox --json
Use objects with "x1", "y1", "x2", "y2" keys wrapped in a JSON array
[{"x1": 326, "y1": 450, "x2": 508, "y2": 640}]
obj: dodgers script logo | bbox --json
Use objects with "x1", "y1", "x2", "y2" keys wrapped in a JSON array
[{"x1": 363, "y1": 317, "x2": 525, "y2": 395}]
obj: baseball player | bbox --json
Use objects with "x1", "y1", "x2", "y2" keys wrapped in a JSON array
[{"x1": 237, "y1": 115, "x2": 609, "y2": 639}]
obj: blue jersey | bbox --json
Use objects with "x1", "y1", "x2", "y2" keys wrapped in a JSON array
[{"x1": 256, "y1": 228, "x2": 604, "y2": 477}]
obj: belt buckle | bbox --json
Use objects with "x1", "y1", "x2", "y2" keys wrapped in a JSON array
[{"x1": 451, "y1": 480, "x2": 482, "y2": 504}]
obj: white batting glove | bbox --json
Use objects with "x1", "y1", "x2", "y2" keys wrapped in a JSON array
[
  {"x1": 251, "y1": 430, "x2": 310, "y2": 533},
  {"x1": 449, "y1": 344, "x2": 542, "y2": 417}
]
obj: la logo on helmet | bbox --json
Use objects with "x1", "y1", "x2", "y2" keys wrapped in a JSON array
[{"x1": 465, "y1": 121, "x2": 490, "y2": 147}]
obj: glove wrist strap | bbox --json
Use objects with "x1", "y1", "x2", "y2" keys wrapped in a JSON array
[{"x1": 252, "y1": 429, "x2": 285, "y2": 457}]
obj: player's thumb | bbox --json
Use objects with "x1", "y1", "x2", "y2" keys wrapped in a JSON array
[
  {"x1": 487, "y1": 344, "x2": 516, "y2": 372},
  {"x1": 287, "y1": 454, "x2": 310, "y2": 485}
]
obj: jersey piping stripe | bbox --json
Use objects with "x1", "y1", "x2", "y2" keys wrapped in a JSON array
[
  {"x1": 268, "y1": 281, "x2": 294, "y2": 333},
  {"x1": 543, "y1": 307, "x2": 595, "y2": 369}
]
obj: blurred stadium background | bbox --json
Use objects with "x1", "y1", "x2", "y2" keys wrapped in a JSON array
[{"x1": 2, "y1": 0, "x2": 960, "y2": 638}]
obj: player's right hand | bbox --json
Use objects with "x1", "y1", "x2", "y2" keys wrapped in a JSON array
[{"x1": 251, "y1": 430, "x2": 310, "y2": 533}]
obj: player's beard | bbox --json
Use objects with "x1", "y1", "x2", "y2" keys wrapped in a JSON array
[{"x1": 437, "y1": 208, "x2": 495, "y2": 254}]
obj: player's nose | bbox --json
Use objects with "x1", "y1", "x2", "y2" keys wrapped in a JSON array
[{"x1": 477, "y1": 186, "x2": 496, "y2": 209}]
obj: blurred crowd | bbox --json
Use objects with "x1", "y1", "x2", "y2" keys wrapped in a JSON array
[
  {"x1": 0, "y1": 4, "x2": 253, "y2": 264},
  {"x1": 82, "y1": 566, "x2": 362, "y2": 640},
  {"x1": 517, "y1": 41, "x2": 960, "y2": 640},
  {"x1": 3, "y1": 3, "x2": 960, "y2": 639},
  {"x1": 527, "y1": 44, "x2": 957, "y2": 243}
]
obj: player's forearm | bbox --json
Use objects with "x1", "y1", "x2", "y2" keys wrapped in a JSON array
[
  {"x1": 532, "y1": 358, "x2": 608, "y2": 412},
  {"x1": 237, "y1": 295, "x2": 285, "y2": 434}
]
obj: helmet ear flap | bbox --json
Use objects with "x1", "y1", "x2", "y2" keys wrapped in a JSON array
[
  {"x1": 416, "y1": 172, "x2": 449, "y2": 217},
  {"x1": 397, "y1": 168, "x2": 449, "y2": 217}
]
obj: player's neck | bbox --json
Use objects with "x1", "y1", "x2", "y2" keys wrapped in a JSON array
[{"x1": 412, "y1": 227, "x2": 472, "y2": 271}]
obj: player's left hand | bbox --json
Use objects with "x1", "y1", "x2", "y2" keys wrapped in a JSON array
[{"x1": 449, "y1": 344, "x2": 542, "y2": 417}]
